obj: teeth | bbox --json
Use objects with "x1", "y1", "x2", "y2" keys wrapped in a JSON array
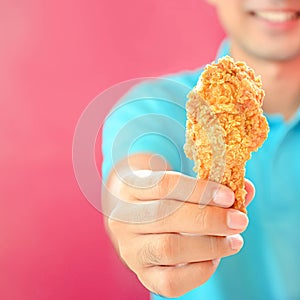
[{"x1": 255, "y1": 11, "x2": 297, "y2": 22}]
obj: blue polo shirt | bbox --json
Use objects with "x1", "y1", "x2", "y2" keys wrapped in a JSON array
[{"x1": 102, "y1": 40, "x2": 300, "y2": 300}]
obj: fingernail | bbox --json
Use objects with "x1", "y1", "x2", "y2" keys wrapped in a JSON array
[
  {"x1": 228, "y1": 234, "x2": 244, "y2": 250},
  {"x1": 213, "y1": 188, "x2": 234, "y2": 206},
  {"x1": 227, "y1": 210, "x2": 249, "y2": 230}
]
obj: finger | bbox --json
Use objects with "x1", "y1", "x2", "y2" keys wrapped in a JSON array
[
  {"x1": 139, "y1": 260, "x2": 220, "y2": 298},
  {"x1": 135, "y1": 233, "x2": 243, "y2": 267},
  {"x1": 122, "y1": 170, "x2": 234, "y2": 207},
  {"x1": 129, "y1": 203, "x2": 248, "y2": 236},
  {"x1": 245, "y1": 178, "x2": 255, "y2": 207}
]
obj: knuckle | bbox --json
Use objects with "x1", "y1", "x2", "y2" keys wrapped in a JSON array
[
  {"x1": 194, "y1": 207, "x2": 210, "y2": 231},
  {"x1": 160, "y1": 172, "x2": 180, "y2": 198},
  {"x1": 207, "y1": 236, "x2": 217, "y2": 254},
  {"x1": 157, "y1": 213, "x2": 170, "y2": 230},
  {"x1": 208, "y1": 237, "x2": 223, "y2": 256},
  {"x1": 160, "y1": 234, "x2": 180, "y2": 262},
  {"x1": 142, "y1": 234, "x2": 180, "y2": 266},
  {"x1": 138, "y1": 241, "x2": 162, "y2": 266},
  {"x1": 156, "y1": 199, "x2": 174, "y2": 220},
  {"x1": 157, "y1": 173, "x2": 171, "y2": 198}
]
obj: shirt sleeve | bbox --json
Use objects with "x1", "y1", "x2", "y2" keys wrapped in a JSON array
[{"x1": 150, "y1": 273, "x2": 223, "y2": 300}]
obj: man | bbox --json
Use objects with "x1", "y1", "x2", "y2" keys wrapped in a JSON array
[{"x1": 102, "y1": 0, "x2": 300, "y2": 299}]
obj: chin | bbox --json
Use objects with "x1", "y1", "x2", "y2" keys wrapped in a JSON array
[
  {"x1": 256, "y1": 49, "x2": 300, "y2": 62},
  {"x1": 242, "y1": 40, "x2": 300, "y2": 62}
]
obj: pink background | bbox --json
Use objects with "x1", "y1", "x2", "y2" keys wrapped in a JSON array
[{"x1": 0, "y1": 0, "x2": 224, "y2": 299}]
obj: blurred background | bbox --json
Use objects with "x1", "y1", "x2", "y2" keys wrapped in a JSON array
[{"x1": 0, "y1": 0, "x2": 224, "y2": 299}]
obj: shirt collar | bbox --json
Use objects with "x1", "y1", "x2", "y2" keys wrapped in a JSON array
[{"x1": 216, "y1": 39, "x2": 231, "y2": 59}]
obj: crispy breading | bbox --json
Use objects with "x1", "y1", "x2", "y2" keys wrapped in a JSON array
[{"x1": 184, "y1": 56, "x2": 269, "y2": 212}]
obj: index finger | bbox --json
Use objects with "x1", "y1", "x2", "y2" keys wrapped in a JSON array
[{"x1": 122, "y1": 170, "x2": 234, "y2": 208}]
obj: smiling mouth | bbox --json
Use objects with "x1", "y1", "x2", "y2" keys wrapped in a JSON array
[{"x1": 251, "y1": 11, "x2": 300, "y2": 23}]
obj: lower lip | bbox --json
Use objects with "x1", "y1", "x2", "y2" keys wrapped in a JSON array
[{"x1": 251, "y1": 13, "x2": 300, "y2": 31}]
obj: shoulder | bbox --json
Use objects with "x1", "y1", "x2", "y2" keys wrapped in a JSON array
[{"x1": 116, "y1": 68, "x2": 203, "y2": 110}]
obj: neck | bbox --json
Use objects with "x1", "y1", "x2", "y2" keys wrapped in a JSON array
[{"x1": 230, "y1": 43, "x2": 300, "y2": 120}]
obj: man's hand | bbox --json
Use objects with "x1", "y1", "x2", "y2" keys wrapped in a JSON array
[{"x1": 103, "y1": 154, "x2": 254, "y2": 298}]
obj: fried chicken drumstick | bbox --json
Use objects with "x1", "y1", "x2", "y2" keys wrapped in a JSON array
[{"x1": 184, "y1": 56, "x2": 269, "y2": 212}]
